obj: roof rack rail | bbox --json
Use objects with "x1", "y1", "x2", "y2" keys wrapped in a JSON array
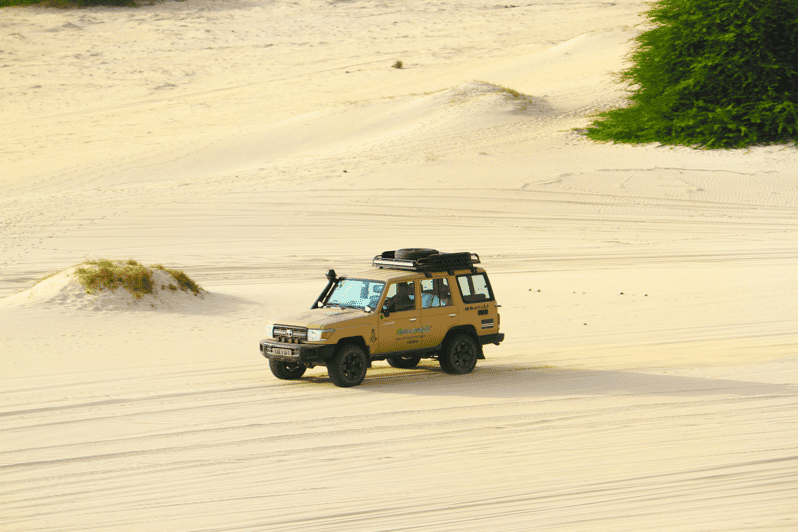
[{"x1": 372, "y1": 251, "x2": 480, "y2": 272}]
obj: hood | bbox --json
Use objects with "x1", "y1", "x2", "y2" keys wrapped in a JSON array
[{"x1": 275, "y1": 307, "x2": 372, "y2": 329}]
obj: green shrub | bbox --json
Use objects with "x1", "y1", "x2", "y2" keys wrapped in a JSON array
[{"x1": 586, "y1": 0, "x2": 798, "y2": 149}]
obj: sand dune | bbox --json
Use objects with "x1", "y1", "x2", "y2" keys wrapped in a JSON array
[
  {"x1": 125, "y1": 80, "x2": 554, "y2": 183},
  {"x1": 0, "y1": 265, "x2": 251, "y2": 313},
  {"x1": 1, "y1": 0, "x2": 797, "y2": 530}
]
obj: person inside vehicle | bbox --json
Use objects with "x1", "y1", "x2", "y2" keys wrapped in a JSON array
[
  {"x1": 422, "y1": 278, "x2": 453, "y2": 308},
  {"x1": 438, "y1": 279, "x2": 453, "y2": 306},
  {"x1": 385, "y1": 282, "x2": 415, "y2": 312},
  {"x1": 421, "y1": 279, "x2": 438, "y2": 308}
]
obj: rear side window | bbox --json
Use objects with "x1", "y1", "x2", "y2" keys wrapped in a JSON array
[
  {"x1": 421, "y1": 277, "x2": 453, "y2": 308},
  {"x1": 456, "y1": 273, "x2": 494, "y2": 303}
]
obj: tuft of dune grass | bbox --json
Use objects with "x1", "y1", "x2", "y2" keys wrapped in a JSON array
[
  {"x1": 150, "y1": 264, "x2": 201, "y2": 295},
  {"x1": 470, "y1": 81, "x2": 551, "y2": 113},
  {"x1": 75, "y1": 259, "x2": 201, "y2": 298}
]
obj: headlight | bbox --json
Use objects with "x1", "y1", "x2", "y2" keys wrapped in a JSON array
[
  {"x1": 265, "y1": 321, "x2": 275, "y2": 338},
  {"x1": 307, "y1": 329, "x2": 333, "y2": 342}
]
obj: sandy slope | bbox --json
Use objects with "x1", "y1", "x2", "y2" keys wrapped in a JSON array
[{"x1": 1, "y1": 0, "x2": 797, "y2": 530}]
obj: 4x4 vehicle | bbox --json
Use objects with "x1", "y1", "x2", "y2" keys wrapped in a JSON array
[{"x1": 259, "y1": 249, "x2": 504, "y2": 387}]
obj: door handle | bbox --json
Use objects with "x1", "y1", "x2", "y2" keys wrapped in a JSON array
[
  {"x1": 409, "y1": 318, "x2": 417, "y2": 322},
  {"x1": 449, "y1": 314, "x2": 457, "y2": 317}
]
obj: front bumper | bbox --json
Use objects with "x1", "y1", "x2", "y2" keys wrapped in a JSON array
[{"x1": 259, "y1": 339, "x2": 335, "y2": 364}]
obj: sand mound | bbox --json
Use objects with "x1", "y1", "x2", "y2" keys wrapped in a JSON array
[
  {"x1": 139, "y1": 81, "x2": 553, "y2": 180},
  {"x1": 1, "y1": 265, "x2": 211, "y2": 312},
  {"x1": 301, "y1": 81, "x2": 553, "y2": 156}
]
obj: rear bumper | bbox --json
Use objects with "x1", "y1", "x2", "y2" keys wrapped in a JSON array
[
  {"x1": 260, "y1": 339, "x2": 335, "y2": 364},
  {"x1": 479, "y1": 332, "x2": 505, "y2": 346}
]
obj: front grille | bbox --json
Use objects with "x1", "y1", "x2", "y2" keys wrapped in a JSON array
[{"x1": 273, "y1": 325, "x2": 308, "y2": 344}]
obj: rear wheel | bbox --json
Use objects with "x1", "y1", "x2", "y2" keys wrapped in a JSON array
[
  {"x1": 386, "y1": 355, "x2": 422, "y2": 369},
  {"x1": 269, "y1": 359, "x2": 307, "y2": 380},
  {"x1": 328, "y1": 344, "x2": 368, "y2": 387},
  {"x1": 439, "y1": 334, "x2": 478, "y2": 374}
]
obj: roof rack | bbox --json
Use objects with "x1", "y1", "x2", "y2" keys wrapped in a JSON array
[{"x1": 372, "y1": 251, "x2": 480, "y2": 273}]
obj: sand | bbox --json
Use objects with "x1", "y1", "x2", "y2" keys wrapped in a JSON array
[{"x1": 1, "y1": 0, "x2": 797, "y2": 530}]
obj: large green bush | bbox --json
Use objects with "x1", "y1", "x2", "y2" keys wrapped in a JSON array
[{"x1": 586, "y1": 0, "x2": 798, "y2": 148}]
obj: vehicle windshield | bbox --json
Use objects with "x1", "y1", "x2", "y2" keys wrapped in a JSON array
[{"x1": 324, "y1": 278, "x2": 385, "y2": 311}]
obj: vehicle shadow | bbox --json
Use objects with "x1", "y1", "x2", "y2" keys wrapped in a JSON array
[{"x1": 301, "y1": 362, "x2": 795, "y2": 399}]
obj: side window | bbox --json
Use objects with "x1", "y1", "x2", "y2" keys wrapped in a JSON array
[
  {"x1": 383, "y1": 281, "x2": 416, "y2": 312},
  {"x1": 438, "y1": 278, "x2": 452, "y2": 307},
  {"x1": 456, "y1": 273, "x2": 494, "y2": 303},
  {"x1": 421, "y1": 278, "x2": 453, "y2": 308}
]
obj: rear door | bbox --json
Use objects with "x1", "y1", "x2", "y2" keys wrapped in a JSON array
[{"x1": 418, "y1": 275, "x2": 458, "y2": 349}]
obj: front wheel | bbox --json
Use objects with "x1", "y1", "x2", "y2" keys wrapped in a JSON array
[
  {"x1": 269, "y1": 359, "x2": 307, "y2": 380},
  {"x1": 386, "y1": 355, "x2": 421, "y2": 369},
  {"x1": 439, "y1": 334, "x2": 479, "y2": 375},
  {"x1": 327, "y1": 344, "x2": 368, "y2": 387}
]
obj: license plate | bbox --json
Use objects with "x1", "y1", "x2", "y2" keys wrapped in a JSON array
[{"x1": 272, "y1": 347, "x2": 294, "y2": 356}]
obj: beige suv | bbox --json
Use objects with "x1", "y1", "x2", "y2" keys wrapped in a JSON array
[{"x1": 259, "y1": 249, "x2": 504, "y2": 387}]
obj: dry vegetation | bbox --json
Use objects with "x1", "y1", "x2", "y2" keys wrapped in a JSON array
[{"x1": 75, "y1": 259, "x2": 201, "y2": 298}]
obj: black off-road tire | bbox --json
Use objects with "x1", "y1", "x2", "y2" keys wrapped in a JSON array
[
  {"x1": 327, "y1": 344, "x2": 368, "y2": 387},
  {"x1": 439, "y1": 334, "x2": 479, "y2": 375},
  {"x1": 386, "y1": 355, "x2": 422, "y2": 369},
  {"x1": 269, "y1": 359, "x2": 307, "y2": 380},
  {"x1": 394, "y1": 248, "x2": 439, "y2": 261}
]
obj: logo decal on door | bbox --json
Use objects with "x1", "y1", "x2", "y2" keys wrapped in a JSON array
[{"x1": 397, "y1": 325, "x2": 431, "y2": 335}]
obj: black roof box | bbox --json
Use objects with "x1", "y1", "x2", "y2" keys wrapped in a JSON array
[{"x1": 373, "y1": 249, "x2": 480, "y2": 272}]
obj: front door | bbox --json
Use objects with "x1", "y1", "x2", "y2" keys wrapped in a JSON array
[{"x1": 377, "y1": 281, "x2": 423, "y2": 354}]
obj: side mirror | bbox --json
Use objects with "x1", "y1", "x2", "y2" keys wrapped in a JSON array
[
  {"x1": 381, "y1": 307, "x2": 390, "y2": 318},
  {"x1": 326, "y1": 269, "x2": 337, "y2": 281}
]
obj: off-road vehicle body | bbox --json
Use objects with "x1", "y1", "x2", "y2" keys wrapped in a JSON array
[{"x1": 259, "y1": 249, "x2": 504, "y2": 387}]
